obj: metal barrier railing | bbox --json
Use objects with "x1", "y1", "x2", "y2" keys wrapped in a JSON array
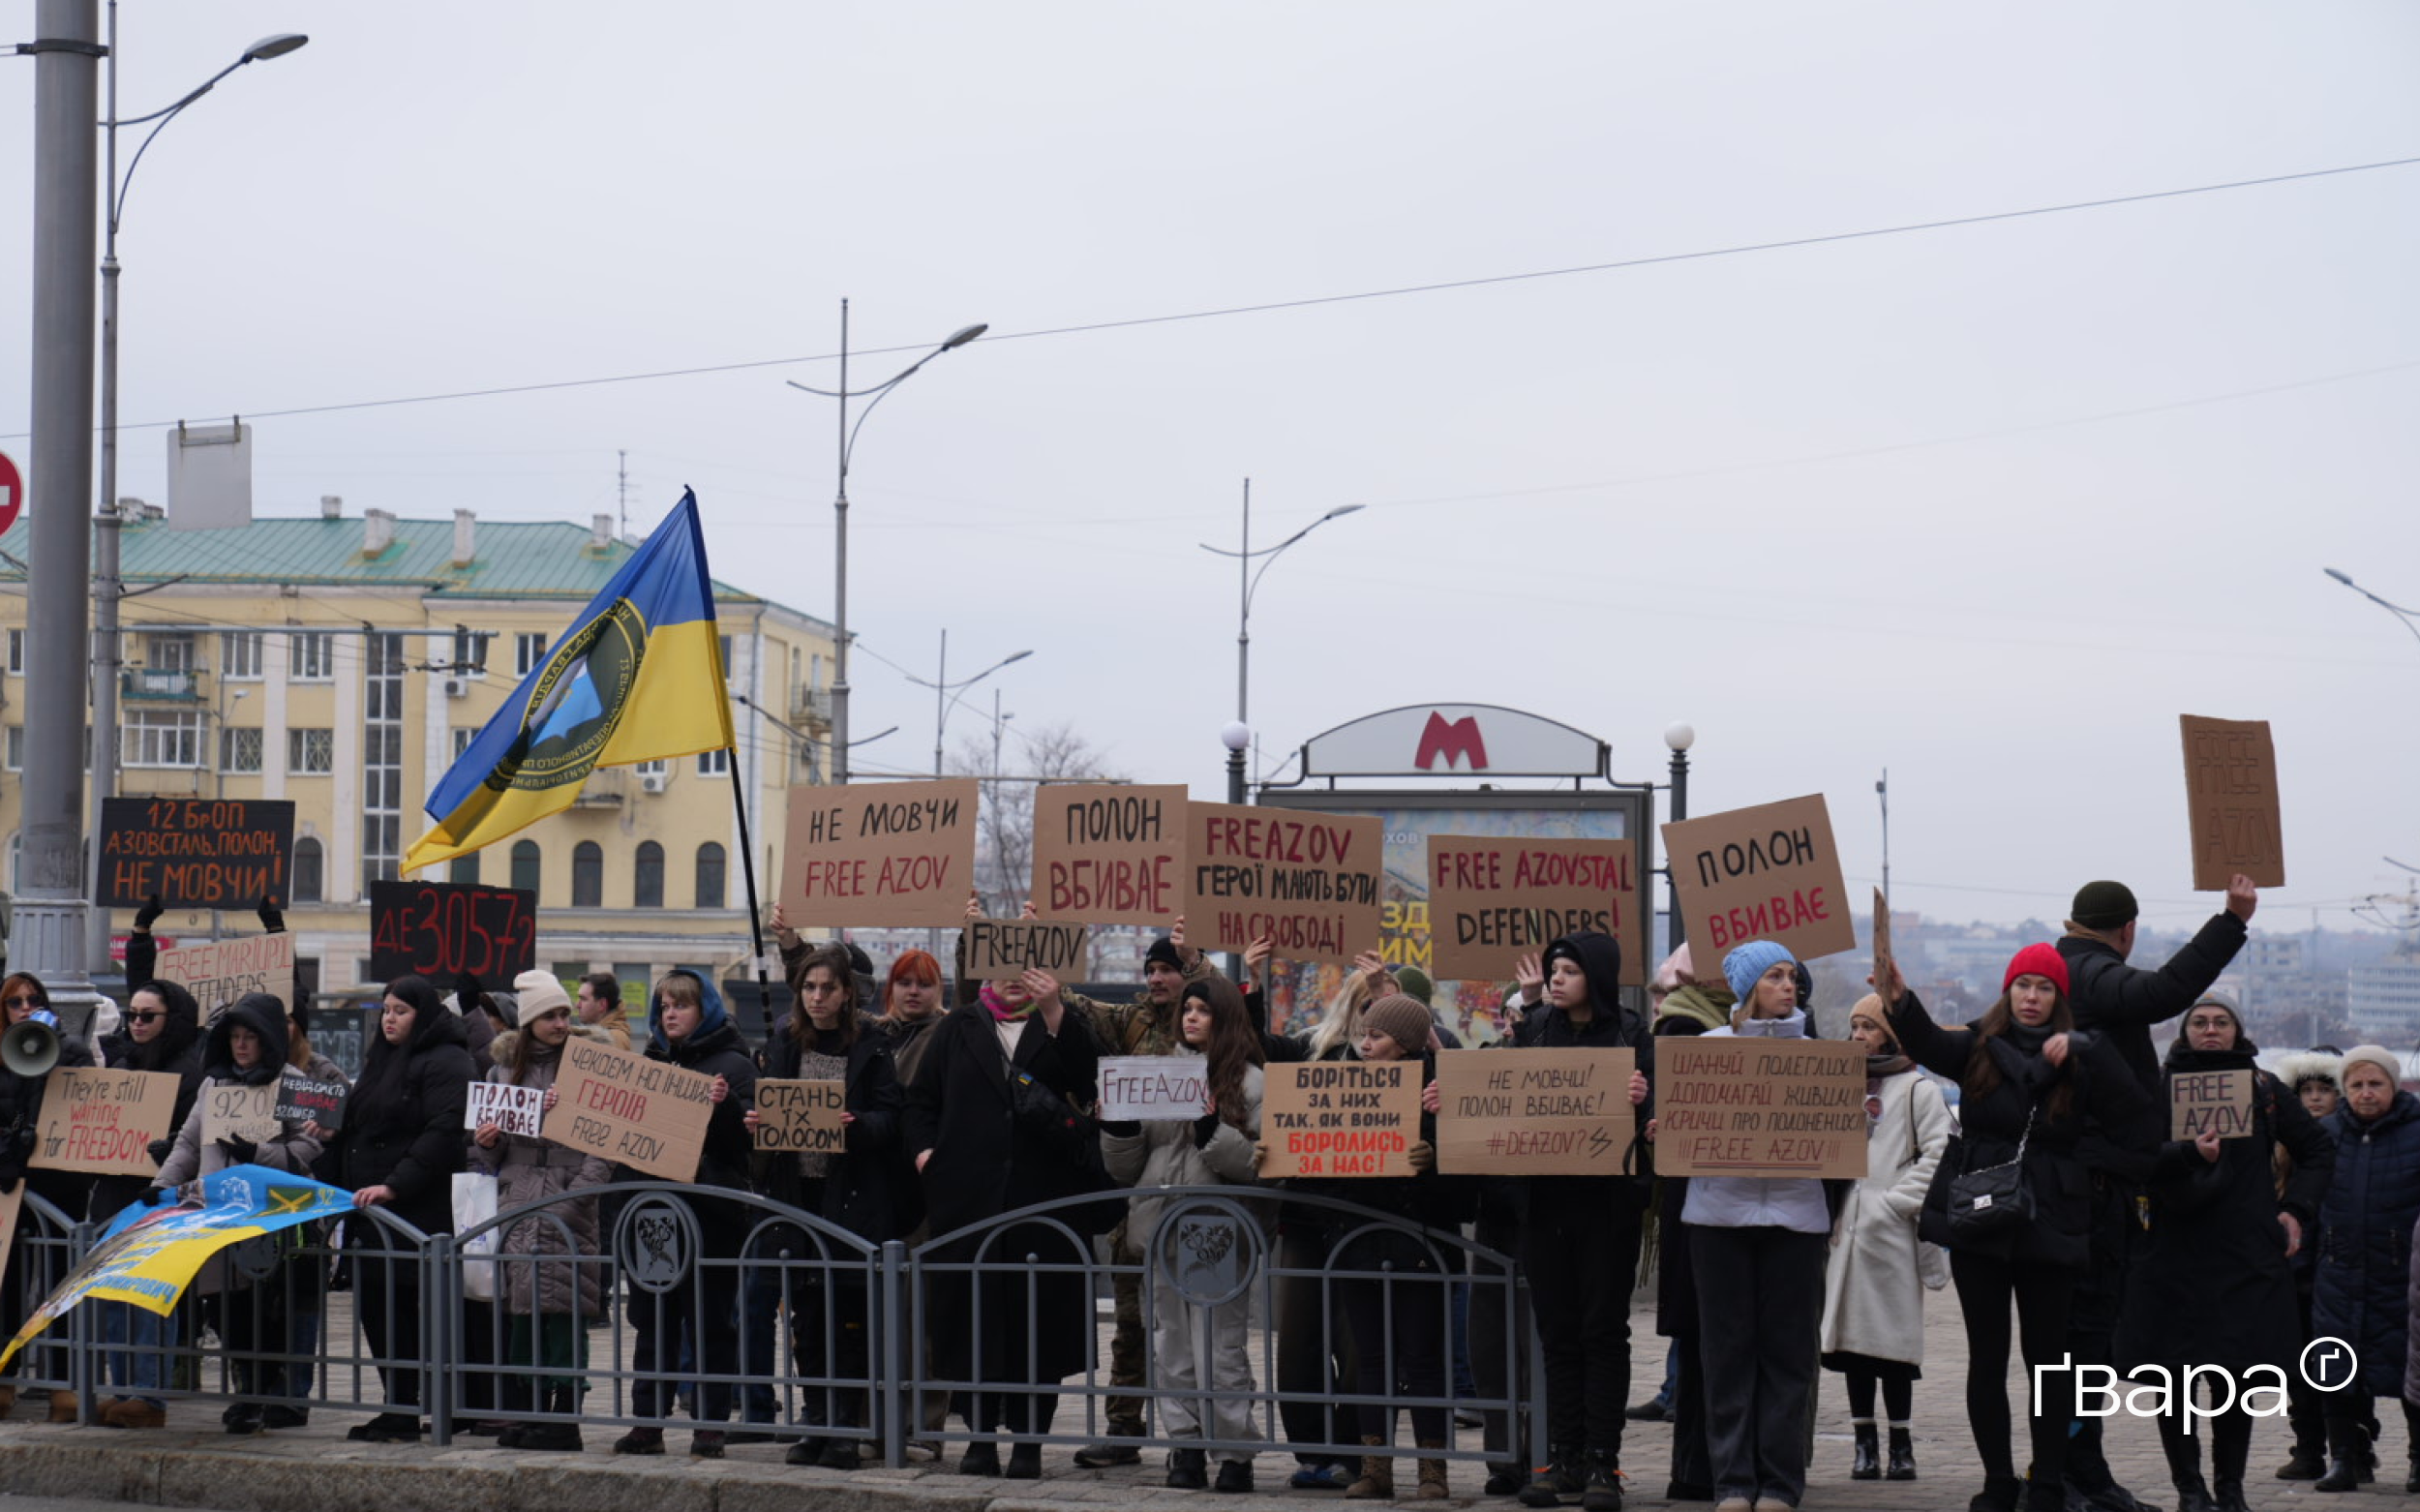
[{"x1": 16, "y1": 1181, "x2": 1545, "y2": 1474}]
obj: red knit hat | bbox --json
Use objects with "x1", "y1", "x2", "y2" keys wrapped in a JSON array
[{"x1": 2002, "y1": 942, "x2": 2071, "y2": 996}]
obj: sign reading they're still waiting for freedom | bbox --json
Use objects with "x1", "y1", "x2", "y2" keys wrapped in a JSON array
[
  {"x1": 1661, "y1": 794, "x2": 1856, "y2": 965},
  {"x1": 98, "y1": 799, "x2": 294, "y2": 910},
  {"x1": 782, "y1": 780, "x2": 980, "y2": 928}
]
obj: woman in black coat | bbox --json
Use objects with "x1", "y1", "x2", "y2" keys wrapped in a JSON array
[
  {"x1": 905, "y1": 966, "x2": 1100, "y2": 1480},
  {"x1": 0, "y1": 972, "x2": 99, "y2": 1422},
  {"x1": 2117, "y1": 995, "x2": 2332, "y2": 1512},
  {"x1": 324, "y1": 974, "x2": 473, "y2": 1443},
  {"x1": 2311, "y1": 1043, "x2": 2420, "y2": 1491},
  {"x1": 90, "y1": 975, "x2": 204, "y2": 1427},
  {"x1": 747, "y1": 941, "x2": 916, "y2": 1468},
  {"x1": 610, "y1": 971, "x2": 758, "y2": 1461},
  {"x1": 1887, "y1": 944, "x2": 2150, "y2": 1512}
]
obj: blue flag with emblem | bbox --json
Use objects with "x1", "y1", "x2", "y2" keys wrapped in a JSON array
[{"x1": 404, "y1": 491, "x2": 735, "y2": 872}]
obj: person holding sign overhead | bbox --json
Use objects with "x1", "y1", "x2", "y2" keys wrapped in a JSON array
[
  {"x1": 325, "y1": 975, "x2": 475, "y2": 1444},
  {"x1": 150, "y1": 993, "x2": 325, "y2": 1433},
  {"x1": 1508, "y1": 929, "x2": 1652, "y2": 1512},
  {"x1": 1884, "y1": 945, "x2": 2150, "y2": 1512},
  {"x1": 2306, "y1": 1044, "x2": 2420, "y2": 1493},
  {"x1": 1100, "y1": 976, "x2": 1266, "y2": 1493},
  {"x1": 465, "y1": 971, "x2": 618, "y2": 1453},
  {"x1": 744, "y1": 941, "x2": 915, "y2": 1469},
  {"x1": 0, "y1": 972, "x2": 97, "y2": 1423},
  {"x1": 611, "y1": 971, "x2": 757, "y2": 1460},
  {"x1": 2114, "y1": 992, "x2": 2333, "y2": 1512}
]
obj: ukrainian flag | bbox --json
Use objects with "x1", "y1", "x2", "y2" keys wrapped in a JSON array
[{"x1": 404, "y1": 491, "x2": 735, "y2": 873}]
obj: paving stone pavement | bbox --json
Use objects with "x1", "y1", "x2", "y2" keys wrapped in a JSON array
[{"x1": 0, "y1": 1285, "x2": 2385, "y2": 1510}]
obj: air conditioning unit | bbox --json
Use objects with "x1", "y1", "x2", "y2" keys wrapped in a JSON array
[
  {"x1": 639, "y1": 771, "x2": 668, "y2": 794},
  {"x1": 441, "y1": 676, "x2": 469, "y2": 699}
]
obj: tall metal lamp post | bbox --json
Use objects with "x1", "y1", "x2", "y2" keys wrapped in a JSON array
[
  {"x1": 2324, "y1": 567, "x2": 2420, "y2": 653},
  {"x1": 87, "y1": 19, "x2": 309, "y2": 969},
  {"x1": 906, "y1": 631, "x2": 1031, "y2": 779},
  {"x1": 787, "y1": 307, "x2": 985, "y2": 788},
  {"x1": 1664, "y1": 722, "x2": 1694, "y2": 947},
  {"x1": 1198, "y1": 479, "x2": 1363, "y2": 733}
]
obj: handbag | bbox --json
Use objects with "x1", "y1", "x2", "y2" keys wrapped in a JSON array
[
  {"x1": 453, "y1": 1170, "x2": 500, "y2": 1302},
  {"x1": 1946, "y1": 1105, "x2": 2035, "y2": 1252}
]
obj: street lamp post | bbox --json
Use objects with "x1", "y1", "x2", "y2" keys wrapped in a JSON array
[
  {"x1": 87, "y1": 15, "x2": 308, "y2": 969},
  {"x1": 787, "y1": 305, "x2": 985, "y2": 789},
  {"x1": 2323, "y1": 567, "x2": 2420, "y2": 653},
  {"x1": 907, "y1": 629, "x2": 1031, "y2": 779},
  {"x1": 1664, "y1": 722, "x2": 1694, "y2": 948},
  {"x1": 1197, "y1": 479, "x2": 1363, "y2": 732}
]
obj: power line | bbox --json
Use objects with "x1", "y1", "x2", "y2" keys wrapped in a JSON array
[{"x1": 16, "y1": 152, "x2": 2413, "y2": 440}]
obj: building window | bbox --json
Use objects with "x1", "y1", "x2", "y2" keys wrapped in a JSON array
[
  {"x1": 124, "y1": 709, "x2": 204, "y2": 768},
  {"x1": 571, "y1": 841, "x2": 602, "y2": 909},
  {"x1": 453, "y1": 727, "x2": 476, "y2": 760},
  {"x1": 719, "y1": 633, "x2": 735, "y2": 684},
  {"x1": 291, "y1": 836, "x2": 323, "y2": 905},
  {"x1": 287, "y1": 728, "x2": 335, "y2": 773},
  {"x1": 5, "y1": 629, "x2": 22, "y2": 675},
  {"x1": 148, "y1": 631, "x2": 196, "y2": 672},
  {"x1": 360, "y1": 632, "x2": 405, "y2": 891},
  {"x1": 450, "y1": 626, "x2": 492, "y2": 676},
  {"x1": 3, "y1": 726, "x2": 19, "y2": 771},
  {"x1": 634, "y1": 758, "x2": 667, "y2": 778},
  {"x1": 220, "y1": 632, "x2": 265, "y2": 680},
  {"x1": 510, "y1": 839, "x2": 542, "y2": 897},
  {"x1": 696, "y1": 748, "x2": 729, "y2": 777},
  {"x1": 633, "y1": 841, "x2": 664, "y2": 908},
  {"x1": 289, "y1": 632, "x2": 335, "y2": 681},
  {"x1": 221, "y1": 727, "x2": 263, "y2": 773},
  {"x1": 515, "y1": 633, "x2": 548, "y2": 677},
  {"x1": 695, "y1": 842, "x2": 726, "y2": 910},
  {"x1": 451, "y1": 850, "x2": 481, "y2": 885}
]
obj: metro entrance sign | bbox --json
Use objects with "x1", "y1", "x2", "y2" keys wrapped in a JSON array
[
  {"x1": 0, "y1": 450, "x2": 22, "y2": 535},
  {"x1": 1297, "y1": 704, "x2": 1608, "y2": 780}
]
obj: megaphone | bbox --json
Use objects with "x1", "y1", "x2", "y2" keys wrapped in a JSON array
[{"x1": 2, "y1": 1019, "x2": 59, "y2": 1078}]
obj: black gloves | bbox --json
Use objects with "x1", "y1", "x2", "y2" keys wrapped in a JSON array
[
  {"x1": 1099, "y1": 1119, "x2": 1143, "y2": 1139},
  {"x1": 217, "y1": 1135, "x2": 258, "y2": 1166},
  {"x1": 134, "y1": 892, "x2": 165, "y2": 932},
  {"x1": 455, "y1": 970, "x2": 482, "y2": 1013},
  {"x1": 145, "y1": 1135, "x2": 174, "y2": 1165},
  {"x1": 257, "y1": 894, "x2": 285, "y2": 934},
  {"x1": 1192, "y1": 1110, "x2": 1224, "y2": 1150}
]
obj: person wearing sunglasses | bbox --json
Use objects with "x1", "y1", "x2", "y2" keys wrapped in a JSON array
[
  {"x1": 0, "y1": 973, "x2": 98, "y2": 1422},
  {"x1": 86, "y1": 978, "x2": 204, "y2": 1429}
]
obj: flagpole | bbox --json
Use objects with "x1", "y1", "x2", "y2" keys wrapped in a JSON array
[{"x1": 724, "y1": 748, "x2": 776, "y2": 1045}]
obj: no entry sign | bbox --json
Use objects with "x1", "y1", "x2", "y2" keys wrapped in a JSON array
[{"x1": 0, "y1": 450, "x2": 22, "y2": 535}]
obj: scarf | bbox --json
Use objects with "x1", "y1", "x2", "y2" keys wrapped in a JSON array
[
  {"x1": 1865, "y1": 1051, "x2": 1912, "y2": 1081},
  {"x1": 981, "y1": 983, "x2": 1035, "y2": 1023},
  {"x1": 2002, "y1": 1019, "x2": 2052, "y2": 1056}
]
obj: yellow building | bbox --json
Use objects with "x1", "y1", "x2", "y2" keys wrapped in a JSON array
[{"x1": 0, "y1": 499, "x2": 833, "y2": 1008}]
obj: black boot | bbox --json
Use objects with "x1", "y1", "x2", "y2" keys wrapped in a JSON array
[
  {"x1": 2277, "y1": 1447, "x2": 2325, "y2": 1480},
  {"x1": 2170, "y1": 1475, "x2": 2216, "y2": 1512},
  {"x1": 1852, "y1": 1421, "x2": 1881, "y2": 1481},
  {"x1": 1887, "y1": 1425, "x2": 1917, "y2": 1481},
  {"x1": 1967, "y1": 1474, "x2": 2022, "y2": 1512},
  {"x1": 1579, "y1": 1450, "x2": 1622, "y2": 1512},
  {"x1": 1167, "y1": 1446, "x2": 1209, "y2": 1490},
  {"x1": 1517, "y1": 1444, "x2": 1583, "y2": 1507},
  {"x1": 2316, "y1": 1419, "x2": 2371, "y2": 1493},
  {"x1": 2212, "y1": 1479, "x2": 2250, "y2": 1512},
  {"x1": 519, "y1": 1384, "x2": 583, "y2": 1452}
]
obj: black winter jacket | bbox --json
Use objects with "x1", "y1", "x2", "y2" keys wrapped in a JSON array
[
  {"x1": 333, "y1": 993, "x2": 474, "y2": 1234},
  {"x1": 755, "y1": 1014, "x2": 918, "y2": 1242},
  {"x1": 2057, "y1": 914, "x2": 2247, "y2": 1101},
  {"x1": 2313, "y1": 1090, "x2": 2420, "y2": 1396}
]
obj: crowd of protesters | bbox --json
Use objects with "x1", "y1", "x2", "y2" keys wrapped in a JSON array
[{"x1": 2, "y1": 870, "x2": 2412, "y2": 1512}]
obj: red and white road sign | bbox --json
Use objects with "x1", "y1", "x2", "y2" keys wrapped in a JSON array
[{"x1": 0, "y1": 450, "x2": 21, "y2": 535}]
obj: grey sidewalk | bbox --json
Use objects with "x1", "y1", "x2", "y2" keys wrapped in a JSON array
[{"x1": 0, "y1": 1288, "x2": 2368, "y2": 1510}]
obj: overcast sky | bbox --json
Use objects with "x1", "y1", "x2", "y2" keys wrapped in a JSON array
[{"x1": 5, "y1": 2, "x2": 2417, "y2": 936}]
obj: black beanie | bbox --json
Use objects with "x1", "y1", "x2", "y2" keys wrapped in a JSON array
[
  {"x1": 2071, "y1": 880, "x2": 2139, "y2": 929},
  {"x1": 1144, "y1": 936, "x2": 1184, "y2": 972}
]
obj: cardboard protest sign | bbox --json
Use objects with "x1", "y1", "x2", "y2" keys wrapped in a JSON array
[
  {"x1": 1653, "y1": 1038, "x2": 1867, "y2": 1179},
  {"x1": 29, "y1": 1069, "x2": 180, "y2": 1176},
  {"x1": 1030, "y1": 784, "x2": 1187, "y2": 923},
  {"x1": 782, "y1": 779, "x2": 981, "y2": 927},
  {"x1": 752, "y1": 1079, "x2": 846, "y2": 1155},
  {"x1": 541, "y1": 1036, "x2": 714, "y2": 1181},
  {"x1": 199, "y1": 1083, "x2": 282, "y2": 1147},
  {"x1": 368, "y1": 880, "x2": 538, "y2": 982},
  {"x1": 1184, "y1": 802, "x2": 1383, "y2": 965},
  {"x1": 2171, "y1": 1068, "x2": 2257, "y2": 1140},
  {"x1": 2179, "y1": 716, "x2": 2284, "y2": 890},
  {"x1": 0, "y1": 1185, "x2": 17, "y2": 1300},
  {"x1": 158, "y1": 933, "x2": 295, "y2": 1021},
  {"x1": 1425, "y1": 836, "x2": 1642, "y2": 984},
  {"x1": 1434, "y1": 1049, "x2": 1635, "y2": 1175},
  {"x1": 465, "y1": 1081, "x2": 546, "y2": 1139},
  {"x1": 98, "y1": 798, "x2": 295, "y2": 910},
  {"x1": 1256, "y1": 1061, "x2": 1421, "y2": 1178},
  {"x1": 276, "y1": 1072, "x2": 348, "y2": 1131},
  {"x1": 1662, "y1": 795, "x2": 1856, "y2": 966},
  {"x1": 961, "y1": 918, "x2": 1089, "y2": 979},
  {"x1": 1872, "y1": 888, "x2": 1897, "y2": 1001},
  {"x1": 1100, "y1": 1055, "x2": 1210, "y2": 1122}
]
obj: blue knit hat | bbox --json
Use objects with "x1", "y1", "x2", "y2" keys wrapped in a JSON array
[{"x1": 1722, "y1": 940, "x2": 1798, "y2": 1005}]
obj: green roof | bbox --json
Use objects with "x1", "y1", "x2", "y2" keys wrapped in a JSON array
[{"x1": 0, "y1": 513, "x2": 828, "y2": 627}]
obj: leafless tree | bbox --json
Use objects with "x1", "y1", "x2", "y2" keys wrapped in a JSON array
[{"x1": 949, "y1": 721, "x2": 1129, "y2": 916}]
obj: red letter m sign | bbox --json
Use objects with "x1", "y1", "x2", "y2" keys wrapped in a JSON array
[{"x1": 1414, "y1": 712, "x2": 1489, "y2": 771}]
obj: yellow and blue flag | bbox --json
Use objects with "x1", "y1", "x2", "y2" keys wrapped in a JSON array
[{"x1": 404, "y1": 490, "x2": 736, "y2": 873}]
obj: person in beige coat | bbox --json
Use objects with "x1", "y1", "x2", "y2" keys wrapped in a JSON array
[{"x1": 1818, "y1": 995, "x2": 1952, "y2": 1484}]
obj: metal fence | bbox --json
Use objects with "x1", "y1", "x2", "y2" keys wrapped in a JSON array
[{"x1": 9, "y1": 1182, "x2": 1543, "y2": 1472}]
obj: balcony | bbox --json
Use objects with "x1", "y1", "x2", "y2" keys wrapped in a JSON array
[
  {"x1": 569, "y1": 767, "x2": 626, "y2": 809},
  {"x1": 792, "y1": 686, "x2": 832, "y2": 732},
  {"x1": 121, "y1": 668, "x2": 201, "y2": 701}
]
